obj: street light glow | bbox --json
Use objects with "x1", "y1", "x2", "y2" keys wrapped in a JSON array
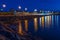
[
  {"x1": 2, "y1": 4, "x2": 6, "y2": 8},
  {"x1": 34, "y1": 9, "x2": 37, "y2": 12},
  {"x1": 18, "y1": 6, "x2": 21, "y2": 9},
  {"x1": 25, "y1": 8, "x2": 27, "y2": 11}
]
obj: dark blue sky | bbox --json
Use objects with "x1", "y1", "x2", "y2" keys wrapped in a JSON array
[{"x1": 0, "y1": 0, "x2": 60, "y2": 12}]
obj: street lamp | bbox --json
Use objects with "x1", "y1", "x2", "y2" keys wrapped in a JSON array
[
  {"x1": 18, "y1": 6, "x2": 21, "y2": 9},
  {"x1": 25, "y1": 8, "x2": 27, "y2": 11},
  {"x1": 34, "y1": 9, "x2": 37, "y2": 12},
  {"x1": 2, "y1": 4, "x2": 6, "y2": 8},
  {"x1": 24, "y1": 8, "x2": 28, "y2": 12}
]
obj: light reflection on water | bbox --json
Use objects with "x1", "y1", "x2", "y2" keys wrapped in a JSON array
[
  {"x1": 28, "y1": 15, "x2": 60, "y2": 32},
  {"x1": 39, "y1": 16, "x2": 52, "y2": 29},
  {"x1": 19, "y1": 15, "x2": 59, "y2": 31},
  {"x1": 45, "y1": 16, "x2": 51, "y2": 28},
  {"x1": 55, "y1": 15, "x2": 58, "y2": 27},
  {"x1": 40, "y1": 18, "x2": 41, "y2": 27},
  {"x1": 39, "y1": 15, "x2": 59, "y2": 29},
  {"x1": 18, "y1": 20, "x2": 23, "y2": 35},
  {"x1": 18, "y1": 15, "x2": 60, "y2": 36},
  {"x1": 24, "y1": 20, "x2": 28, "y2": 31},
  {"x1": 41, "y1": 17, "x2": 44, "y2": 28},
  {"x1": 34, "y1": 18, "x2": 38, "y2": 31},
  {"x1": 14, "y1": 15, "x2": 60, "y2": 40}
]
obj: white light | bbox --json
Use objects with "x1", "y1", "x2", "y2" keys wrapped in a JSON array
[
  {"x1": 25, "y1": 8, "x2": 27, "y2": 11},
  {"x1": 2, "y1": 4, "x2": 6, "y2": 8},
  {"x1": 34, "y1": 9, "x2": 37, "y2": 12},
  {"x1": 18, "y1": 6, "x2": 21, "y2": 9}
]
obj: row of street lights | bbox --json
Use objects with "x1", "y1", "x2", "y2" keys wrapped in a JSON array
[{"x1": 1, "y1": 4, "x2": 54, "y2": 13}]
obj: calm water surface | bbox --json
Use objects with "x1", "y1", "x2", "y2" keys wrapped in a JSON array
[{"x1": 26, "y1": 15, "x2": 60, "y2": 40}]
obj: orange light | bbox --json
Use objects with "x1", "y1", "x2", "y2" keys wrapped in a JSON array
[
  {"x1": 34, "y1": 18, "x2": 38, "y2": 31},
  {"x1": 25, "y1": 20, "x2": 28, "y2": 31},
  {"x1": 41, "y1": 16, "x2": 44, "y2": 28},
  {"x1": 18, "y1": 21, "x2": 23, "y2": 35}
]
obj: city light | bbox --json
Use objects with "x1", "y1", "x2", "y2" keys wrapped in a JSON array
[
  {"x1": 25, "y1": 8, "x2": 27, "y2": 11},
  {"x1": 18, "y1": 6, "x2": 21, "y2": 9},
  {"x1": 2, "y1": 4, "x2": 6, "y2": 8},
  {"x1": 34, "y1": 9, "x2": 37, "y2": 12}
]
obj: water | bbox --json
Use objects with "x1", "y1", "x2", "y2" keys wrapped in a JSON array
[
  {"x1": 25, "y1": 15, "x2": 60, "y2": 40},
  {"x1": 0, "y1": 15, "x2": 60, "y2": 40}
]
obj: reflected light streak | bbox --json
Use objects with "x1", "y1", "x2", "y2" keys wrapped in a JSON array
[
  {"x1": 34, "y1": 18, "x2": 38, "y2": 31},
  {"x1": 55, "y1": 15, "x2": 58, "y2": 27},
  {"x1": 49, "y1": 16, "x2": 52, "y2": 26},
  {"x1": 57, "y1": 16, "x2": 58, "y2": 26},
  {"x1": 41, "y1": 16, "x2": 44, "y2": 28},
  {"x1": 47, "y1": 16, "x2": 51, "y2": 28},
  {"x1": 18, "y1": 21, "x2": 23, "y2": 35},
  {"x1": 40, "y1": 17, "x2": 41, "y2": 26},
  {"x1": 45, "y1": 16, "x2": 47, "y2": 27},
  {"x1": 47, "y1": 16, "x2": 50, "y2": 26},
  {"x1": 45, "y1": 16, "x2": 51, "y2": 28},
  {"x1": 25, "y1": 20, "x2": 28, "y2": 31},
  {"x1": 52, "y1": 15, "x2": 54, "y2": 26},
  {"x1": 45, "y1": 16, "x2": 47, "y2": 23}
]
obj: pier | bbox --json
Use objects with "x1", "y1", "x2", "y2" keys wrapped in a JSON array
[{"x1": 0, "y1": 12, "x2": 60, "y2": 35}]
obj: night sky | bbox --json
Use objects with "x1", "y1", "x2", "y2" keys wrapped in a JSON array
[{"x1": 0, "y1": 0, "x2": 60, "y2": 12}]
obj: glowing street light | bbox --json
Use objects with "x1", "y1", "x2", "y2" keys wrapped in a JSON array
[
  {"x1": 2, "y1": 4, "x2": 6, "y2": 8},
  {"x1": 18, "y1": 6, "x2": 21, "y2": 9},
  {"x1": 25, "y1": 8, "x2": 27, "y2": 11},
  {"x1": 34, "y1": 9, "x2": 37, "y2": 12}
]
